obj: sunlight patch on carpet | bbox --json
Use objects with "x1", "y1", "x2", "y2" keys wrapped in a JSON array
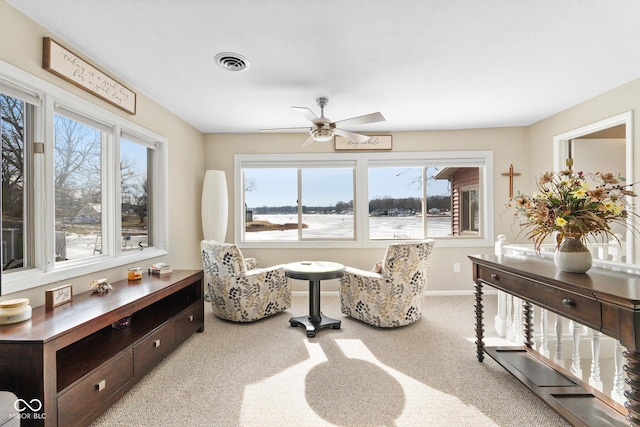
[{"x1": 241, "y1": 338, "x2": 500, "y2": 426}]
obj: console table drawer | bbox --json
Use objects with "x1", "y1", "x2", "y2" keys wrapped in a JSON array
[
  {"x1": 174, "y1": 303, "x2": 203, "y2": 343},
  {"x1": 58, "y1": 348, "x2": 132, "y2": 426},
  {"x1": 478, "y1": 266, "x2": 601, "y2": 329},
  {"x1": 133, "y1": 323, "x2": 175, "y2": 378}
]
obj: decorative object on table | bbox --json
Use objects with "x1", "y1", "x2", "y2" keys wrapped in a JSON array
[
  {"x1": 149, "y1": 262, "x2": 172, "y2": 275},
  {"x1": 201, "y1": 170, "x2": 228, "y2": 242},
  {"x1": 90, "y1": 278, "x2": 113, "y2": 293},
  {"x1": 0, "y1": 298, "x2": 32, "y2": 325},
  {"x1": 127, "y1": 267, "x2": 143, "y2": 281},
  {"x1": 200, "y1": 240, "x2": 291, "y2": 322},
  {"x1": 45, "y1": 284, "x2": 73, "y2": 308},
  {"x1": 510, "y1": 169, "x2": 638, "y2": 273},
  {"x1": 340, "y1": 240, "x2": 435, "y2": 327},
  {"x1": 112, "y1": 315, "x2": 132, "y2": 329}
]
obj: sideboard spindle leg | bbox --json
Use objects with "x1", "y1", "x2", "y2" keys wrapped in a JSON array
[
  {"x1": 623, "y1": 349, "x2": 640, "y2": 426},
  {"x1": 475, "y1": 280, "x2": 485, "y2": 362},
  {"x1": 523, "y1": 301, "x2": 533, "y2": 349}
]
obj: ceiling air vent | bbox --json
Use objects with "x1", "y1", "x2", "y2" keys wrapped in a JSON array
[{"x1": 214, "y1": 52, "x2": 250, "y2": 72}]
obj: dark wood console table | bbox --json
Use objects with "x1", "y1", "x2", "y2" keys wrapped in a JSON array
[
  {"x1": 0, "y1": 269, "x2": 204, "y2": 427},
  {"x1": 470, "y1": 254, "x2": 640, "y2": 426}
]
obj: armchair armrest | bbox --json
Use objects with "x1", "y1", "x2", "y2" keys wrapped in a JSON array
[
  {"x1": 343, "y1": 266, "x2": 385, "y2": 280},
  {"x1": 244, "y1": 257, "x2": 258, "y2": 270}
]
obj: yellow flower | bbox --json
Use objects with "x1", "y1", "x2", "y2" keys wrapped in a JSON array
[
  {"x1": 555, "y1": 217, "x2": 568, "y2": 227},
  {"x1": 602, "y1": 200, "x2": 616, "y2": 211},
  {"x1": 570, "y1": 188, "x2": 587, "y2": 198},
  {"x1": 612, "y1": 201, "x2": 624, "y2": 215}
]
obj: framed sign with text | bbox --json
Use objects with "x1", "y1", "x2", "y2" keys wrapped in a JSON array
[
  {"x1": 45, "y1": 284, "x2": 73, "y2": 308},
  {"x1": 335, "y1": 135, "x2": 392, "y2": 151},
  {"x1": 42, "y1": 37, "x2": 137, "y2": 114}
]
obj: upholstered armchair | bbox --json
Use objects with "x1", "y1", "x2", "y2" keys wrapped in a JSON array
[
  {"x1": 340, "y1": 240, "x2": 435, "y2": 327},
  {"x1": 201, "y1": 240, "x2": 292, "y2": 322}
]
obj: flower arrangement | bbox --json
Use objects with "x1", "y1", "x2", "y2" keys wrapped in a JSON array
[{"x1": 510, "y1": 169, "x2": 637, "y2": 251}]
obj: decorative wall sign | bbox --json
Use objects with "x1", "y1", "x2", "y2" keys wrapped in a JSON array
[
  {"x1": 335, "y1": 135, "x2": 392, "y2": 151},
  {"x1": 45, "y1": 284, "x2": 73, "y2": 308},
  {"x1": 42, "y1": 37, "x2": 137, "y2": 114}
]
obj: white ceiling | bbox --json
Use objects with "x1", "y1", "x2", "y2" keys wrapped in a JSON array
[{"x1": 7, "y1": 0, "x2": 640, "y2": 134}]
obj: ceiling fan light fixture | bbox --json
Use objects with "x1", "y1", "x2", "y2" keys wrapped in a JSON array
[{"x1": 311, "y1": 127, "x2": 333, "y2": 142}]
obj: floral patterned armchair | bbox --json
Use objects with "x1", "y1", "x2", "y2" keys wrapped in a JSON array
[
  {"x1": 340, "y1": 240, "x2": 435, "y2": 327},
  {"x1": 201, "y1": 240, "x2": 292, "y2": 322}
]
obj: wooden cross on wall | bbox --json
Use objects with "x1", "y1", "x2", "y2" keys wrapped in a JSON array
[{"x1": 501, "y1": 164, "x2": 521, "y2": 199}]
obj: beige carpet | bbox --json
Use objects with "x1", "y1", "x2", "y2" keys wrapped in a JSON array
[{"x1": 91, "y1": 294, "x2": 569, "y2": 426}]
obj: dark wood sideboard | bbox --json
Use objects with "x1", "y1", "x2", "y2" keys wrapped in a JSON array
[
  {"x1": 470, "y1": 254, "x2": 640, "y2": 426},
  {"x1": 0, "y1": 269, "x2": 204, "y2": 427}
]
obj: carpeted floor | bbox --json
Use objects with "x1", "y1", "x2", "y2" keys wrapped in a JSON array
[{"x1": 91, "y1": 294, "x2": 569, "y2": 426}]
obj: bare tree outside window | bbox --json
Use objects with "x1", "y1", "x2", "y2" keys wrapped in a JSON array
[
  {"x1": 54, "y1": 114, "x2": 102, "y2": 261},
  {"x1": 1, "y1": 94, "x2": 26, "y2": 270},
  {"x1": 120, "y1": 138, "x2": 149, "y2": 251}
]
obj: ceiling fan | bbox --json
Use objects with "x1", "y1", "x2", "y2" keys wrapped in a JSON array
[{"x1": 260, "y1": 97, "x2": 385, "y2": 145}]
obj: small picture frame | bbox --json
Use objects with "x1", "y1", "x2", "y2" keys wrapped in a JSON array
[{"x1": 46, "y1": 284, "x2": 73, "y2": 308}]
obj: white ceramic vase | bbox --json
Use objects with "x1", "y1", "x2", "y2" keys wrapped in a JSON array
[{"x1": 553, "y1": 234, "x2": 592, "y2": 273}]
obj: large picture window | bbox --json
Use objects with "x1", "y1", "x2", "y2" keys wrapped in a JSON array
[
  {"x1": 236, "y1": 152, "x2": 493, "y2": 248},
  {"x1": 243, "y1": 166, "x2": 355, "y2": 241},
  {"x1": 0, "y1": 63, "x2": 168, "y2": 296}
]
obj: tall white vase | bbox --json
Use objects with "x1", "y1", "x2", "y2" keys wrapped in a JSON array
[{"x1": 201, "y1": 170, "x2": 228, "y2": 242}]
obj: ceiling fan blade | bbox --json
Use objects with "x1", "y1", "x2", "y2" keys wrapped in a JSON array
[
  {"x1": 292, "y1": 106, "x2": 323, "y2": 125},
  {"x1": 334, "y1": 128, "x2": 370, "y2": 143},
  {"x1": 300, "y1": 134, "x2": 316, "y2": 146},
  {"x1": 334, "y1": 112, "x2": 385, "y2": 128},
  {"x1": 259, "y1": 126, "x2": 311, "y2": 132}
]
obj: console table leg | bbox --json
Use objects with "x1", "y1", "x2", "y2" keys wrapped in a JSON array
[
  {"x1": 475, "y1": 280, "x2": 484, "y2": 362},
  {"x1": 623, "y1": 349, "x2": 640, "y2": 426},
  {"x1": 523, "y1": 301, "x2": 533, "y2": 349}
]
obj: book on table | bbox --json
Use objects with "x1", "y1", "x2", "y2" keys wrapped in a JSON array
[{"x1": 149, "y1": 263, "x2": 173, "y2": 275}]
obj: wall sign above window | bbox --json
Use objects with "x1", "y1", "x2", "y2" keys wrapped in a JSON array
[
  {"x1": 335, "y1": 135, "x2": 392, "y2": 151},
  {"x1": 42, "y1": 37, "x2": 136, "y2": 114}
]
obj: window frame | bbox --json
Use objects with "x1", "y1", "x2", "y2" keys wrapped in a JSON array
[
  {"x1": 235, "y1": 150, "x2": 494, "y2": 249},
  {"x1": 0, "y1": 60, "x2": 168, "y2": 296}
]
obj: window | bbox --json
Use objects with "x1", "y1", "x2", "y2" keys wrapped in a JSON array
[
  {"x1": 1, "y1": 91, "x2": 34, "y2": 271},
  {"x1": 461, "y1": 187, "x2": 479, "y2": 233},
  {"x1": 54, "y1": 112, "x2": 105, "y2": 261},
  {"x1": 236, "y1": 151, "x2": 493, "y2": 248},
  {"x1": 368, "y1": 167, "x2": 424, "y2": 240},
  {"x1": 242, "y1": 166, "x2": 355, "y2": 241},
  {"x1": 0, "y1": 63, "x2": 168, "y2": 296},
  {"x1": 120, "y1": 135, "x2": 152, "y2": 252}
]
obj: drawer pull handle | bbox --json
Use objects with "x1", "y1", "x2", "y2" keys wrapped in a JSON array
[
  {"x1": 562, "y1": 298, "x2": 574, "y2": 308},
  {"x1": 96, "y1": 379, "x2": 106, "y2": 392},
  {"x1": 490, "y1": 274, "x2": 499, "y2": 280},
  {"x1": 154, "y1": 339, "x2": 161, "y2": 348},
  {"x1": 188, "y1": 315, "x2": 194, "y2": 322}
]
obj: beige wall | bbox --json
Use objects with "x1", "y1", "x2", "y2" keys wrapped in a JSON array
[
  {"x1": 527, "y1": 77, "x2": 640, "y2": 263},
  {"x1": 0, "y1": 1, "x2": 205, "y2": 305},
  {"x1": 204, "y1": 127, "x2": 529, "y2": 292}
]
